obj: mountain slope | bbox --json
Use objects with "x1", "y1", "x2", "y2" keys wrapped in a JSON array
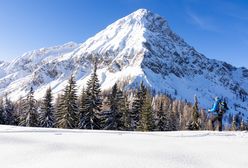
[
  {"x1": 0, "y1": 9, "x2": 247, "y2": 117},
  {"x1": 0, "y1": 61, "x2": 8, "y2": 79}
]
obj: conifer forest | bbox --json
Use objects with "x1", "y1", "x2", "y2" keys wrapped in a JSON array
[{"x1": 0, "y1": 62, "x2": 246, "y2": 131}]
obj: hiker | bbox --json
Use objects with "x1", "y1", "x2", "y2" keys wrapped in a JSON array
[{"x1": 208, "y1": 97, "x2": 229, "y2": 131}]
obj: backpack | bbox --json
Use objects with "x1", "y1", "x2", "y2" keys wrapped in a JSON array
[{"x1": 218, "y1": 101, "x2": 228, "y2": 114}]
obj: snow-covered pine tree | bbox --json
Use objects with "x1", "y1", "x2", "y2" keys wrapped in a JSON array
[
  {"x1": 39, "y1": 87, "x2": 54, "y2": 128},
  {"x1": 12, "y1": 97, "x2": 23, "y2": 126},
  {"x1": 54, "y1": 94, "x2": 63, "y2": 128},
  {"x1": 103, "y1": 83, "x2": 125, "y2": 130},
  {"x1": 19, "y1": 87, "x2": 38, "y2": 127},
  {"x1": 78, "y1": 88, "x2": 87, "y2": 128},
  {"x1": 138, "y1": 90, "x2": 154, "y2": 131},
  {"x1": 0, "y1": 98, "x2": 5, "y2": 124},
  {"x1": 3, "y1": 95, "x2": 15, "y2": 125},
  {"x1": 155, "y1": 96, "x2": 173, "y2": 131},
  {"x1": 157, "y1": 101, "x2": 167, "y2": 131},
  {"x1": 131, "y1": 81, "x2": 146, "y2": 130},
  {"x1": 78, "y1": 60, "x2": 102, "y2": 129},
  {"x1": 55, "y1": 76, "x2": 78, "y2": 129},
  {"x1": 121, "y1": 94, "x2": 131, "y2": 130},
  {"x1": 187, "y1": 95, "x2": 200, "y2": 130}
]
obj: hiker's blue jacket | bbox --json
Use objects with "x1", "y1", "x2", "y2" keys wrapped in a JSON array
[{"x1": 209, "y1": 99, "x2": 221, "y2": 113}]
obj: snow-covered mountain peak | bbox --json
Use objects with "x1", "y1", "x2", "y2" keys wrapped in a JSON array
[
  {"x1": 0, "y1": 9, "x2": 247, "y2": 119},
  {"x1": 71, "y1": 9, "x2": 175, "y2": 69},
  {"x1": 111, "y1": 8, "x2": 170, "y2": 35},
  {"x1": 128, "y1": 8, "x2": 169, "y2": 30},
  {"x1": 129, "y1": 8, "x2": 150, "y2": 16}
]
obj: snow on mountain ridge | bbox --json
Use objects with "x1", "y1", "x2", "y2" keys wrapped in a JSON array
[
  {"x1": 0, "y1": 61, "x2": 8, "y2": 79},
  {"x1": 0, "y1": 9, "x2": 247, "y2": 118},
  {"x1": 0, "y1": 42, "x2": 79, "y2": 99},
  {"x1": 6, "y1": 41, "x2": 78, "y2": 73}
]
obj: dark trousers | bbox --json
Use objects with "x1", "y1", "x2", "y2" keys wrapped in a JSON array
[{"x1": 211, "y1": 114, "x2": 223, "y2": 131}]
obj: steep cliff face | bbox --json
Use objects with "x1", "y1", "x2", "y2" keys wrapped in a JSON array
[{"x1": 0, "y1": 9, "x2": 247, "y2": 117}]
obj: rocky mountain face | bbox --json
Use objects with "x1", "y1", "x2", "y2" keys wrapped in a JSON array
[{"x1": 0, "y1": 9, "x2": 247, "y2": 117}]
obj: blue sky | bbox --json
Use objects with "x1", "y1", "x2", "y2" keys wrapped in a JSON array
[{"x1": 0, "y1": 0, "x2": 248, "y2": 68}]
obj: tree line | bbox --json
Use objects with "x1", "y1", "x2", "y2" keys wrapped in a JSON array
[{"x1": 0, "y1": 62, "x2": 247, "y2": 131}]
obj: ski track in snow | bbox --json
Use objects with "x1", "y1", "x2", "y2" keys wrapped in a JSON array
[{"x1": 0, "y1": 125, "x2": 248, "y2": 168}]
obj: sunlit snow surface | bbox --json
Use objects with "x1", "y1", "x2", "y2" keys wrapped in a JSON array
[{"x1": 0, "y1": 125, "x2": 248, "y2": 168}]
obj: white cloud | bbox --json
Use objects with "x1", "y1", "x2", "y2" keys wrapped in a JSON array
[{"x1": 187, "y1": 10, "x2": 220, "y2": 32}]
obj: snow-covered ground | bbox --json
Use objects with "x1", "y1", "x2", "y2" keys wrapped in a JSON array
[{"x1": 0, "y1": 125, "x2": 248, "y2": 168}]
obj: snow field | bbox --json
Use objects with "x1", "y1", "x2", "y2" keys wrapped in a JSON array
[{"x1": 0, "y1": 125, "x2": 248, "y2": 168}]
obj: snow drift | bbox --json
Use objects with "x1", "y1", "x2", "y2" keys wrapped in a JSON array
[{"x1": 0, "y1": 125, "x2": 248, "y2": 168}]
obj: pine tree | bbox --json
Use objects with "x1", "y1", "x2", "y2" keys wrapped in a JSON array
[
  {"x1": 19, "y1": 87, "x2": 38, "y2": 127},
  {"x1": 78, "y1": 61, "x2": 102, "y2": 129},
  {"x1": 231, "y1": 116, "x2": 237, "y2": 131},
  {"x1": 39, "y1": 87, "x2": 54, "y2": 128},
  {"x1": 187, "y1": 95, "x2": 200, "y2": 130},
  {"x1": 240, "y1": 118, "x2": 245, "y2": 131},
  {"x1": 0, "y1": 98, "x2": 5, "y2": 124},
  {"x1": 159, "y1": 102, "x2": 174, "y2": 131},
  {"x1": 54, "y1": 94, "x2": 63, "y2": 128},
  {"x1": 156, "y1": 101, "x2": 164, "y2": 131},
  {"x1": 78, "y1": 88, "x2": 87, "y2": 128},
  {"x1": 200, "y1": 109, "x2": 208, "y2": 130},
  {"x1": 103, "y1": 83, "x2": 125, "y2": 130},
  {"x1": 156, "y1": 101, "x2": 170, "y2": 131},
  {"x1": 55, "y1": 76, "x2": 78, "y2": 129},
  {"x1": 13, "y1": 97, "x2": 23, "y2": 126},
  {"x1": 131, "y1": 81, "x2": 146, "y2": 130},
  {"x1": 101, "y1": 84, "x2": 117, "y2": 130},
  {"x1": 168, "y1": 104, "x2": 177, "y2": 131},
  {"x1": 138, "y1": 90, "x2": 154, "y2": 131},
  {"x1": 3, "y1": 95, "x2": 15, "y2": 125},
  {"x1": 121, "y1": 94, "x2": 131, "y2": 130}
]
